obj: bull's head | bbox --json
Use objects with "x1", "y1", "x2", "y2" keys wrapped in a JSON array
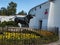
[{"x1": 26, "y1": 14, "x2": 35, "y2": 19}]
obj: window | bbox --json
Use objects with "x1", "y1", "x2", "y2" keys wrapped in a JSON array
[
  {"x1": 35, "y1": 8, "x2": 36, "y2": 11},
  {"x1": 33, "y1": 15, "x2": 35, "y2": 16},
  {"x1": 44, "y1": 9, "x2": 48, "y2": 15},
  {"x1": 40, "y1": 5, "x2": 41, "y2": 8},
  {"x1": 46, "y1": 9, "x2": 48, "y2": 12},
  {"x1": 49, "y1": 0, "x2": 54, "y2": 2}
]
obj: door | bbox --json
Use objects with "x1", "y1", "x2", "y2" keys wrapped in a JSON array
[{"x1": 39, "y1": 20, "x2": 42, "y2": 29}]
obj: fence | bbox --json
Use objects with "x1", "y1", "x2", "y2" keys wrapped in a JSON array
[
  {"x1": 0, "y1": 27, "x2": 59, "y2": 45},
  {"x1": 0, "y1": 27, "x2": 41, "y2": 45},
  {"x1": 0, "y1": 27, "x2": 34, "y2": 32}
]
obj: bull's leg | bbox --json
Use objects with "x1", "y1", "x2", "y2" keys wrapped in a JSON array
[
  {"x1": 26, "y1": 24, "x2": 29, "y2": 27},
  {"x1": 18, "y1": 23, "x2": 22, "y2": 28}
]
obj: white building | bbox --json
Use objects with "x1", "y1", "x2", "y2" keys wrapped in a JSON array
[
  {"x1": 29, "y1": 1, "x2": 50, "y2": 29},
  {"x1": 48, "y1": 0, "x2": 60, "y2": 31},
  {"x1": 0, "y1": 15, "x2": 25, "y2": 22}
]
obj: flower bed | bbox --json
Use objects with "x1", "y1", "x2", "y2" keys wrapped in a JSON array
[{"x1": 0, "y1": 30, "x2": 59, "y2": 45}]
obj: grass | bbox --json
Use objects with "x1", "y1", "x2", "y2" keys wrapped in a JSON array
[{"x1": 0, "y1": 30, "x2": 59, "y2": 45}]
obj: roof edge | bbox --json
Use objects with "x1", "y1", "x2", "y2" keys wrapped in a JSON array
[{"x1": 28, "y1": 1, "x2": 49, "y2": 14}]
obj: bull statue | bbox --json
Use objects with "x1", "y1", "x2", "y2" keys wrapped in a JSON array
[{"x1": 14, "y1": 15, "x2": 34, "y2": 27}]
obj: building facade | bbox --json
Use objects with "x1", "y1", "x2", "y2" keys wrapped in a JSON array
[
  {"x1": 28, "y1": 1, "x2": 50, "y2": 29},
  {"x1": 48, "y1": 0, "x2": 60, "y2": 31}
]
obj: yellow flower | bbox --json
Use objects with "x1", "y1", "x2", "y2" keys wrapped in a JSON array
[{"x1": 0, "y1": 35, "x2": 3, "y2": 39}]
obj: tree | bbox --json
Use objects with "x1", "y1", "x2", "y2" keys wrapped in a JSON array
[
  {"x1": 0, "y1": 7, "x2": 7, "y2": 15},
  {"x1": 7, "y1": 1, "x2": 17, "y2": 15},
  {"x1": 18, "y1": 10, "x2": 27, "y2": 15},
  {"x1": 0, "y1": 9, "x2": 1, "y2": 15}
]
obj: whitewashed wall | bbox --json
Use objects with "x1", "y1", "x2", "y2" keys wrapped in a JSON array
[
  {"x1": 29, "y1": 17, "x2": 39, "y2": 29},
  {"x1": 0, "y1": 15, "x2": 25, "y2": 22},
  {"x1": 48, "y1": 0, "x2": 60, "y2": 31},
  {"x1": 29, "y1": 2, "x2": 50, "y2": 29}
]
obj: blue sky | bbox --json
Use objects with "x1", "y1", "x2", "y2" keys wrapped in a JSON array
[{"x1": 0, "y1": 0, "x2": 48, "y2": 13}]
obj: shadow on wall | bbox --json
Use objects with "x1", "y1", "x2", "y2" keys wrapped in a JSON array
[
  {"x1": 49, "y1": 0, "x2": 54, "y2": 2},
  {"x1": 48, "y1": 27, "x2": 59, "y2": 36}
]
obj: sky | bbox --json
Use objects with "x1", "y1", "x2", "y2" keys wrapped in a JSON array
[{"x1": 0, "y1": 0, "x2": 48, "y2": 14}]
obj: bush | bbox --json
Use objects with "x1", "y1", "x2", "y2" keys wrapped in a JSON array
[{"x1": 0, "y1": 21, "x2": 18, "y2": 27}]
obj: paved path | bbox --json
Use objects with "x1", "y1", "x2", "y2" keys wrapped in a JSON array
[{"x1": 44, "y1": 32, "x2": 60, "y2": 45}]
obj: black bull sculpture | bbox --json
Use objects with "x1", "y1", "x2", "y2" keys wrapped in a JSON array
[{"x1": 14, "y1": 15, "x2": 34, "y2": 27}]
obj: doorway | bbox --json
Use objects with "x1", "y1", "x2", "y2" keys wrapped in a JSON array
[{"x1": 39, "y1": 20, "x2": 42, "y2": 29}]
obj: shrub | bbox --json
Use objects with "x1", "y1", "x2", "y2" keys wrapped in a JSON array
[{"x1": 0, "y1": 21, "x2": 18, "y2": 27}]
